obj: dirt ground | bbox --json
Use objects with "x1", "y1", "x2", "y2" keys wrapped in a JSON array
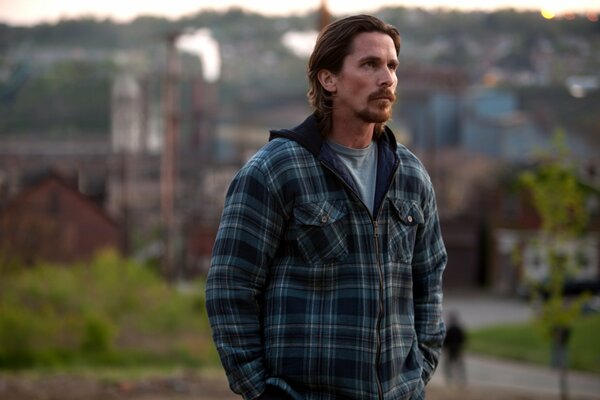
[{"x1": 0, "y1": 371, "x2": 592, "y2": 400}]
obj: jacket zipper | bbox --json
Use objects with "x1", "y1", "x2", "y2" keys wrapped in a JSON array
[
  {"x1": 373, "y1": 220, "x2": 385, "y2": 400},
  {"x1": 320, "y1": 159, "x2": 399, "y2": 400}
]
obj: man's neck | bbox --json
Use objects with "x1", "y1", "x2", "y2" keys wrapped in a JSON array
[{"x1": 328, "y1": 118, "x2": 375, "y2": 149}]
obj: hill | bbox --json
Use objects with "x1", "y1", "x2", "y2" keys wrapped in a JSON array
[{"x1": 0, "y1": 7, "x2": 599, "y2": 137}]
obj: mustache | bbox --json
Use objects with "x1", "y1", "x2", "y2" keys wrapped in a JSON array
[{"x1": 368, "y1": 89, "x2": 397, "y2": 102}]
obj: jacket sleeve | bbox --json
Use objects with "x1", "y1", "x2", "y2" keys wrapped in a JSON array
[
  {"x1": 411, "y1": 182, "x2": 447, "y2": 384},
  {"x1": 206, "y1": 162, "x2": 286, "y2": 400}
]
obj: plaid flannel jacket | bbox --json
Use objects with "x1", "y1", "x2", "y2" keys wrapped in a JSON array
[{"x1": 206, "y1": 114, "x2": 447, "y2": 400}]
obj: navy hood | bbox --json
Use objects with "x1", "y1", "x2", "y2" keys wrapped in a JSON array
[
  {"x1": 268, "y1": 113, "x2": 398, "y2": 158},
  {"x1": 269, "y1": 113, "x2": 401, "y2": 216}
]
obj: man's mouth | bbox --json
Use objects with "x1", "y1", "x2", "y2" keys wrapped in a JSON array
[{"x1": 369, "y1": 90, "x2": 397, "y2": 102}]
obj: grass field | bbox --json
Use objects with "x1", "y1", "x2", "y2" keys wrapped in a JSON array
[{"x1": 468, "y1": 312, "x2": 600, "y2": 373}]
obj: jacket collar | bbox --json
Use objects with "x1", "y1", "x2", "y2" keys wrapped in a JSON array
[
  {"x1": 268, "y1": 113, "x2": 398, "y2": 158},
  {"x1": 269, "y1": 113, "x2": 400, "y2": 216},
  {"x1": 269, "y1": 113, "x2": 323, "y2": 157}
]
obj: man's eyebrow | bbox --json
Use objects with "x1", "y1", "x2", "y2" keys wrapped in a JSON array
[
  {"x1": 358, "y1": 55, "x2": 382, "y2": 63},
  {"x1": 358, "y1": 55, "x2": 399, "y2": 65}
]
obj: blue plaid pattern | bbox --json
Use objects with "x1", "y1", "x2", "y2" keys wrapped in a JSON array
[{"x1": 206, "y1": 115, "x2": 447, "y2": 400}]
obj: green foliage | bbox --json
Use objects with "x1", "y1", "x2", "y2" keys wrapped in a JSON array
[
  {"x1": 0, "y1": 250, "x2": 217, "y2": 370},
  {"x1": 519, "y1": 132, "x2": 587, "y2": 235},
  {"x1": 518, "y1": 132, "x2": 592, "y2": 370},
  {"x1": 80, "y1": 314, "x2": 116, "y2": 354},
  {"x1": 0, "y1": 306, "x2": 38, "y2": 367},
  {"x1": 468, "y1": 313, "x2": 600, "y2": 373}
]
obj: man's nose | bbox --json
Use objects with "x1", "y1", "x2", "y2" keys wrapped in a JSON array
[{"x1": 379, "y1": 68, "x2": 397, "y2": 87}]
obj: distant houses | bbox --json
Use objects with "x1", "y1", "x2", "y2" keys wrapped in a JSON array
[
  {"x1": 487, "y1": 167, "x2": 600, "y2": 296},
  {"x1": 397, "y1": 65, "x2": 597, "y2": 164},
  {"x1": 393, "y1": 66, "x2": 600, "y2": 294}
]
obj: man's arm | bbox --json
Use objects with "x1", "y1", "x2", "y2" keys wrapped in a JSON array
[
  {"x1": 411, "y1": 183, "x2": 447, "y2": 383},
  {"x1": 206, "y1": 163, "x2": 285, "y2": 400}
]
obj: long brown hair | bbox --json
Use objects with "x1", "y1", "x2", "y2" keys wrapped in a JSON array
[{"x1": 307, "y1": 15, "x2": 401, "y2": 137}]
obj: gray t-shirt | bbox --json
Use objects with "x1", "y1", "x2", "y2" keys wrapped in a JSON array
[{"x1": 326, "y1": 139, "x2": 378, "y2": 214}]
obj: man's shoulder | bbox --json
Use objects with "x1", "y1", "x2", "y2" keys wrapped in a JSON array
[
  {"x1": 240, "y1": 137, "x2": 318, "y2": 181},
  {"x1": 395, "y1": 142, "x2": 428, "y2": 174},
  {"x1": 395, "y1": 141, "x2": 418, "y2": 161},
  {"x1": 253, "y1": 137, "x2": 314, "y2": 164}
]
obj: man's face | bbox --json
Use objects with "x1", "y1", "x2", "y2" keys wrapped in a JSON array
[{"x1": 330, "y1": 32, "x2": 398, "y2": 125}]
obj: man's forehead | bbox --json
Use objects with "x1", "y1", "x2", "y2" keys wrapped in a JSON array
[{"x1": 348, "y1": 32, "x2": 398, "y2": 57}]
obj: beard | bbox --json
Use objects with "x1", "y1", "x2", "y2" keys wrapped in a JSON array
[
  {"x1": 356, "y1": 102, "x2": 393, "y2": 123},
  {"x1": 356, "y1": 89, "x2": 396, "y2": 124}
]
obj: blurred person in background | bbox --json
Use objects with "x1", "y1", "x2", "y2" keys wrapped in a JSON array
[
  {"x1": 206, "y1": 14, "x2": 447, "y2": 400},
  {"x1": 443, "y1": 311, "x2": 467, "y2": 387}
]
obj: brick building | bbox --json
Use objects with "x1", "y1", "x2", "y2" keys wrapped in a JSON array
[{"x1": 0, "y1": 172, "x2": 125, "y2": 266}]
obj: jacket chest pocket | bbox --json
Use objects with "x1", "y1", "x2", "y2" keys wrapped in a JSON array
[
  {"x1": 290, "y1": 200, "x2": 349, "y2": 266},
  {"x1": 388, "y1": 199, "x2": 424, "y2": 264}
]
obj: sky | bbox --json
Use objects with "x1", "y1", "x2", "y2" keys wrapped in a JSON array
[{"x1": 1, "y1": 0, "x2": 599, "y2": 26}]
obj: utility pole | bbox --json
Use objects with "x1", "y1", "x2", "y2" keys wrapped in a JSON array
[
  {"x1": 161, "y1": 32, "x2": 180, "y2": 280},
  {"x1": 319, "y1": 0, "x2": 331, "y2": 31}
]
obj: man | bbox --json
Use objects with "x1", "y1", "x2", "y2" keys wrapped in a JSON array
[
  {"x1": 442, "y1": 311, "x2": 467, "y2": 386},
  {"x1": 206, "y1": 14, "x2": 447, "y2": 400}
]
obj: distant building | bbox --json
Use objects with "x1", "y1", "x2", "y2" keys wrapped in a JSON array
[
  {"x1": 401, "y1": 82, "x2": 597, "y2": 164},
  {"x1": 0, "y1": 172, "x2": 125, "y2": 266},
  {"x1": 110, "y1": 72, "x2": 165, "y2": 155},
  {"x1": 397, "y1": 65, "x2": 467, "y2": 151},
  {"x1": 111, "y1": 73, "x2": 146, "y2": 154},
  {"x1": 461, "y1": 87, "x2": 547, "y2": 161},
  {"x1": 0, "y1": 136, "x2": 112, "y2": 207},
  {"x1": 488, "y1": 168, "x2": 600, "y2": 295},
  {"x1": 424, "y1": 151, "x2": 498, "y2": 291}
]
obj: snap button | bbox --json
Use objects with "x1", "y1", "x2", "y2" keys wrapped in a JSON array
[
  {"x1": 321, "y1": 215, "x2": 329, "y2": 223},
  {"x1": 407, "y1": 215, "x2": 413, "y2": 223}
]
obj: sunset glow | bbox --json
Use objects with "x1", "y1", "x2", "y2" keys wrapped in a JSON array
[
  {"x1": 0, "y1": 0, "x2": 599, "y2": 26},
  {"x1": 541, "y1": 9, "x2": 556, "y2": 19}
]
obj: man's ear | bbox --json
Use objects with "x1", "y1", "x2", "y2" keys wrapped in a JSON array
[{"x1": 317, "y1": 69, "x2": 336, "y2": 93}]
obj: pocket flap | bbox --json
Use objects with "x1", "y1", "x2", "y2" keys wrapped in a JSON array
[
  {"x1": 390, "y1": 199, "x2": 424, "y2": 226},
  {"x1": 293, "y1": 200, "x2": 347, "y2": 226}
]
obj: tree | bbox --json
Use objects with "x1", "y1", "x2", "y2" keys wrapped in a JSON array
[{"x1": 518, "y1": 132, "x2": 592, "y2": 400}]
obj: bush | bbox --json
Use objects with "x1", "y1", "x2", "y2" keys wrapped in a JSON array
[
  {"x1": 81, "y1": 314, "x2": 116, "y2": 354},
  {"x1": 0, "y1": 250, "x2": 215, "y2": 370},
  {"x1": 0, "y1": 306, "x2": 38, "y2": 368}
]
